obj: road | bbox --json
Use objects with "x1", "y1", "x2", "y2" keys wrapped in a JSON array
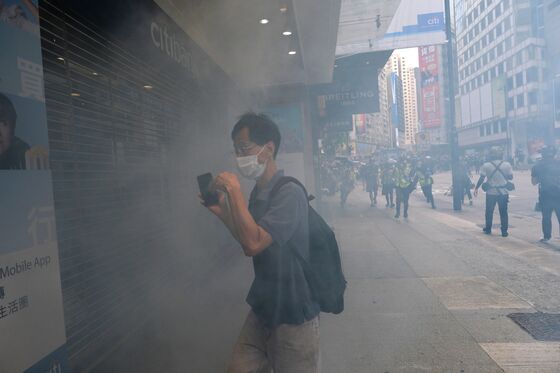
[{"x1": 318, "y1": 170, "x2": 560, "y2": 372}]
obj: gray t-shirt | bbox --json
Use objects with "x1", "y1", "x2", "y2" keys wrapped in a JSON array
[
  {"x1": 480, "y1": 160, "x2": 513, "y2": 195},
  {"x1": 247, "y1": 170, "x2": 320, "y2": 327}
]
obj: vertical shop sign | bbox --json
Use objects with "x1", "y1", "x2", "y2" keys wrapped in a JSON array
[
  {"x1": 0, "y1": 1, "x2": 68, "y2": 372},
  {"x1": 418, "y1": 45, "x2": 442, "y2": 128}
]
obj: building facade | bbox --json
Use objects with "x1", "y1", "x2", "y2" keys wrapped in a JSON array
[
  {"x1": 403, "y1": 67, "x2": 419, "y2": 144},
  {"x1": 455, "y1": 0, "x2": 549, "y2": 162},
  {"x1": 378, "y1": 52, "x2": 411, "y2": 148},
  {"x1": 544, "y1": 0, "x2": 560, "y2": 137}
]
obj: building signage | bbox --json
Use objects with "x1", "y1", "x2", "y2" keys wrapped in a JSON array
[
  {"x1": 313, "y1": 63, "x2": 380, "y2": 133},
  {"x1": 336, "y1": 0, "x2": 446, "y2": 55},
  {"x1": 0, "y1": 1, "x2": 68, "y2": 372},
  {"x1": 554, "y1": 77, "x2": 560, "y2": 129},
  {"x1": 418, "y1": 45, "x2": 442, "y2": 128}
]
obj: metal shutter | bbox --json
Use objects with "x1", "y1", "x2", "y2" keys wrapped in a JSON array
[{"x1": 39, "y1": 1, "x2": 222, "y2": 370}]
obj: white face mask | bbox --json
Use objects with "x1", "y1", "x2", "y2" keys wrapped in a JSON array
[{"x1": 236, "y1": 146, "x2": 267, "y2": 180}]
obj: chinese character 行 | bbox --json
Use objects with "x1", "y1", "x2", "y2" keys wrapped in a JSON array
[{"x1": 17, "y1": 57, "x2": 45, "y2": 102}]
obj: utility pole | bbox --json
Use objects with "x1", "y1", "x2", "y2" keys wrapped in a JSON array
[{"x1": 444, "y1": 0, "x2": 462, "y2": 211}]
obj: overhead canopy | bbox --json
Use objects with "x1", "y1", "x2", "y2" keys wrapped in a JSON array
[
  {"x1": 154, "y1": 0, "x2": 341, "y2": 88},
  {"x1": 337, "y1": 0, "x2": 446, "y2": 57}
]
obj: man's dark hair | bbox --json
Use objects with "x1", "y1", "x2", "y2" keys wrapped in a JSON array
[
  {"x1": 231, "y1": 112, "x2": 281, "y2": 159},
  {"x1": 0, "y1": 93, "x2": 17, "y2": 130}
]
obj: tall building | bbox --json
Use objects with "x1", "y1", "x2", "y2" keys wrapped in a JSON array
[
  {"x1": 454, "y1": 0, "x2": 549, "y2": 161},
  {"x1": 403, "y1": 67, "x2": 419, "y2": 144},
  {"x1": 544, "y1": 0, "x2": 560, "y2": 138},
  {"x1": 378, "y1": 52, "x2": 414, "y2": 147}
]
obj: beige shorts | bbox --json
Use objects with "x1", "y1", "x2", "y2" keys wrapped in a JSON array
[{"x1": 227, "y1": 311, "x2": 320, "y2": 373}]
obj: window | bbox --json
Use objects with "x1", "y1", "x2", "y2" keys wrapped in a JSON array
[
  {"x1": 498, "y1": 63, "x2": 504, "y2": 75},
  {"x1": 483, "y1": 54, "x2": 488, "y2": 64},
  {"x1": 490, "y1": 68, "x2": 496, "y2": 79},
  {"x1": 486, "y1": 123, "x2": 492, "y2": 135},
  {"x1": 516, "y1": 52, "x2": 523, "y2": 65},
  {"x1": 517, "y1": 93, "x2": 525, "y2": 107},
  {"x1": 497, "y1": 43, "x2": 504, "y2": 56},
  {"x1": 506, "y1": 57, "x2": 513, "y2": 70},
  {"x1": 482, "y1": 36, "x2": 488, "y2": 47},
  {"x1": 507, "y1": 76, "x2": 514, "y2": 90},
  {"x1": 489, "y1": 30, "x2": 495, "y2": 42},
  {"x1": 527, "y1": 66, "x2": 538, "y2": 82},
  {"x1": 480, "y1": 125, "x2": 485, "y2": 137},
  {"x1": 505, "y1": 37, "x2": 512, "y2": 51},
  {"x1": 488, "y1": 12, "x2": 494, "y2": 24},
  {"x1": 474, "y1": 8, "x2": 479, "y2": 19},
  {"x1": 496, "y1": 23, "x2": 503, "y2": 37},
  {"x1": 500, "y1": 121, "x2": 507, "y2": 132},
  {"x1": 529, "y1": 91, "x2": 538, "y2": 105},
  {"x1": 516, "y1": 71, "x2": 524, "y2": 86},
  {"x1": 481, "y1": 18, "x2": 487, "y2": 29},
  {"x1": 504, "y1": 0, "x2": 510, "y2": 9},
  {"x1": 495, "y1": 4, "x2": 502, "y2": 17},
  {"x1": 507, "y1": 96, "x2": 515, "y2": 110},
  {"x1": 504, "y1": 16, "x2": 511, "y2": 31},
  {"x1": 493, "y1": 122, "x2": 499, "y2": 133}
]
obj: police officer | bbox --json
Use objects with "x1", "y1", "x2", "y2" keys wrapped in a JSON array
[
  {"x1": 418, "y1": 157, "x2": 436, "y2": 209},
  {"x1": 364, "y1": 158, "x2": 380, "y2": 207},
  {"x1": 531, "y1": 146, "x2": 560, "y2": 242},
  {"x1": 381, "y1": 159, "x2": 396, "y2": 208},
  {"x1": 394, "y1": 155, "x2": 416, "y2": 219}
]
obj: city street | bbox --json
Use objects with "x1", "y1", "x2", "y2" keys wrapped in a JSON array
[{"x1": 318, "y1": 170, "x2": 560, "y2": 372}]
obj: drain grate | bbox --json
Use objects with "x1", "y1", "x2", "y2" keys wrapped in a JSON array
[{"x1": 508, "y1": 312, "x2": 560, "y2": 341}]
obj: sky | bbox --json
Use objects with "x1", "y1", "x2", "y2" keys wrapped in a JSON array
[{"x1": 395, "y1": 47, "x2": 419, "y2": 68}]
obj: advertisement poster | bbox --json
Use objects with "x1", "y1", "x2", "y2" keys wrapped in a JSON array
[
  {"x1": 337, "y1": 0, "x2": 446, "y2": 56},
  {"x1": 554, "y1": 77, "x2": 560, "y2": 129},
  {"x1": 0, "y1": 1, "x2": 68, "y2": 372},
  {"x1": 418, "y1": 45, "x2": 442, "y2": 128},
  {"x1": 262, "y1": 105, "x2": 306, "y2": 183}
]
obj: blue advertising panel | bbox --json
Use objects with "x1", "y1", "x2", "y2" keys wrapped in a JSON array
[{"x1": 0, "y1": 1, "x2": 68, "y2": 372}]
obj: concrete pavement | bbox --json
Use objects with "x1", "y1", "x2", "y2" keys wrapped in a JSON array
[{"x1": 318, "y1": 176, "x2": 560, "y2": 372}]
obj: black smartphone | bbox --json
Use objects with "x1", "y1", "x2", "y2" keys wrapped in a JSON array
[{"x1": 197, "y1": 173, "x2": 219, "y2": 206}]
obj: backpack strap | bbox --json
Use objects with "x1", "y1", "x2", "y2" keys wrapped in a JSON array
[
  {"x1": 267, "y1": 176, "x2": 314, "y2": 210},
  {"x1": 486, "y1": 161, "x2": 504, "y2": 183}
]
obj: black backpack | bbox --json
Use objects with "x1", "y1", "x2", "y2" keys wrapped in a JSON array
[
  {"x1": 540, "y1": 160, "x2": 560, "y2": 194},
  {"x1": 269, "y1": 176, "x2": 346, "y2": 314}
]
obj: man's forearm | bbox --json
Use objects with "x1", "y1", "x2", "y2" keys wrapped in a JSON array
[
  {"x1": 226, "y1": 188, "x2": 262, "y2": 252},
  {"x1": 475, "y1": 175, "x2": 485, "y2": 189}
]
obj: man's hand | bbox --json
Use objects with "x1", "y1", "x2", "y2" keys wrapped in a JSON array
[
  {"x1": 199, "y1": 191, "x2": 228, "y2": 220},
  {"x1": 212, "y1": 172, "x2": 241, "y2": 194},
  {"x1": 473, "y1": 188, "x2": 478, "y2": 197}
]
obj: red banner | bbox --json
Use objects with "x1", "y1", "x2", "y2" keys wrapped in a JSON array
[{"x1": 418, "y1": 45, "x2": 442, "y2": 128}]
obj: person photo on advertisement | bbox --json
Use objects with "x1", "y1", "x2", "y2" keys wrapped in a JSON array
[{"x1": 0, "y1": 92, "x2": 30, "y2": 169}]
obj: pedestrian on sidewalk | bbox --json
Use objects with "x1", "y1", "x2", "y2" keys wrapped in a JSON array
[
  {"x1": 417, "y1": 156, "x2": 436, "y2": 209},
  {"x1": 201, "y1": 113, "x2": 320, "y2": 372},
  {"x1": 364, "y1": 157, "x2": 380, "y2": 207},
  {"x1": 474, "y1": 148, "x2": 514, "y2": 237},
  {"x1": 381, "y1": 159, "x2": 396, "y2": 208},
  {"x1": 339, "y1": 161, "x2": 355, "y2": 207},
  {"x1": 459, "y1": 160, "x2": 474, "y2": 206},
  {"x1": 531, "y1": 145, "x2": 560, "y2": 242},
  {"x1": 394, "y1": 155, "x2": 417, "y2": 219}
]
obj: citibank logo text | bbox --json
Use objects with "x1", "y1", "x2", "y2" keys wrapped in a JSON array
[{"x1": 150, "y1": 21, "x2": 191, "y2": 71}]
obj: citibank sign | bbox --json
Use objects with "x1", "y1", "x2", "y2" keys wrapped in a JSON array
[{"x1": 150, "y1": 21, "x2": 192, "y2": 71}]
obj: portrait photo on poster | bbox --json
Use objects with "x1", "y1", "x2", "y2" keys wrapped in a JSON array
[
  {"x1": 0, "y1": 0, "x2": 40, "y2": 37},
  {"x1": 0, "y1": 91, "x2": 49, "y2": 170}
]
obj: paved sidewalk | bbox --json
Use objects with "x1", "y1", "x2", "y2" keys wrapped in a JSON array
[{"x1": 318, "y1": 185, "x2": 560, "y2": 373}]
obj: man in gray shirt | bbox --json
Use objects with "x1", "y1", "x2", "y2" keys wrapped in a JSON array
[
  {"x1": 474, "y1": 148, "x2": 514, "y2": 237},
  {"x1": 202, "y1": 113, "x2": 320, "y2": 373}
]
